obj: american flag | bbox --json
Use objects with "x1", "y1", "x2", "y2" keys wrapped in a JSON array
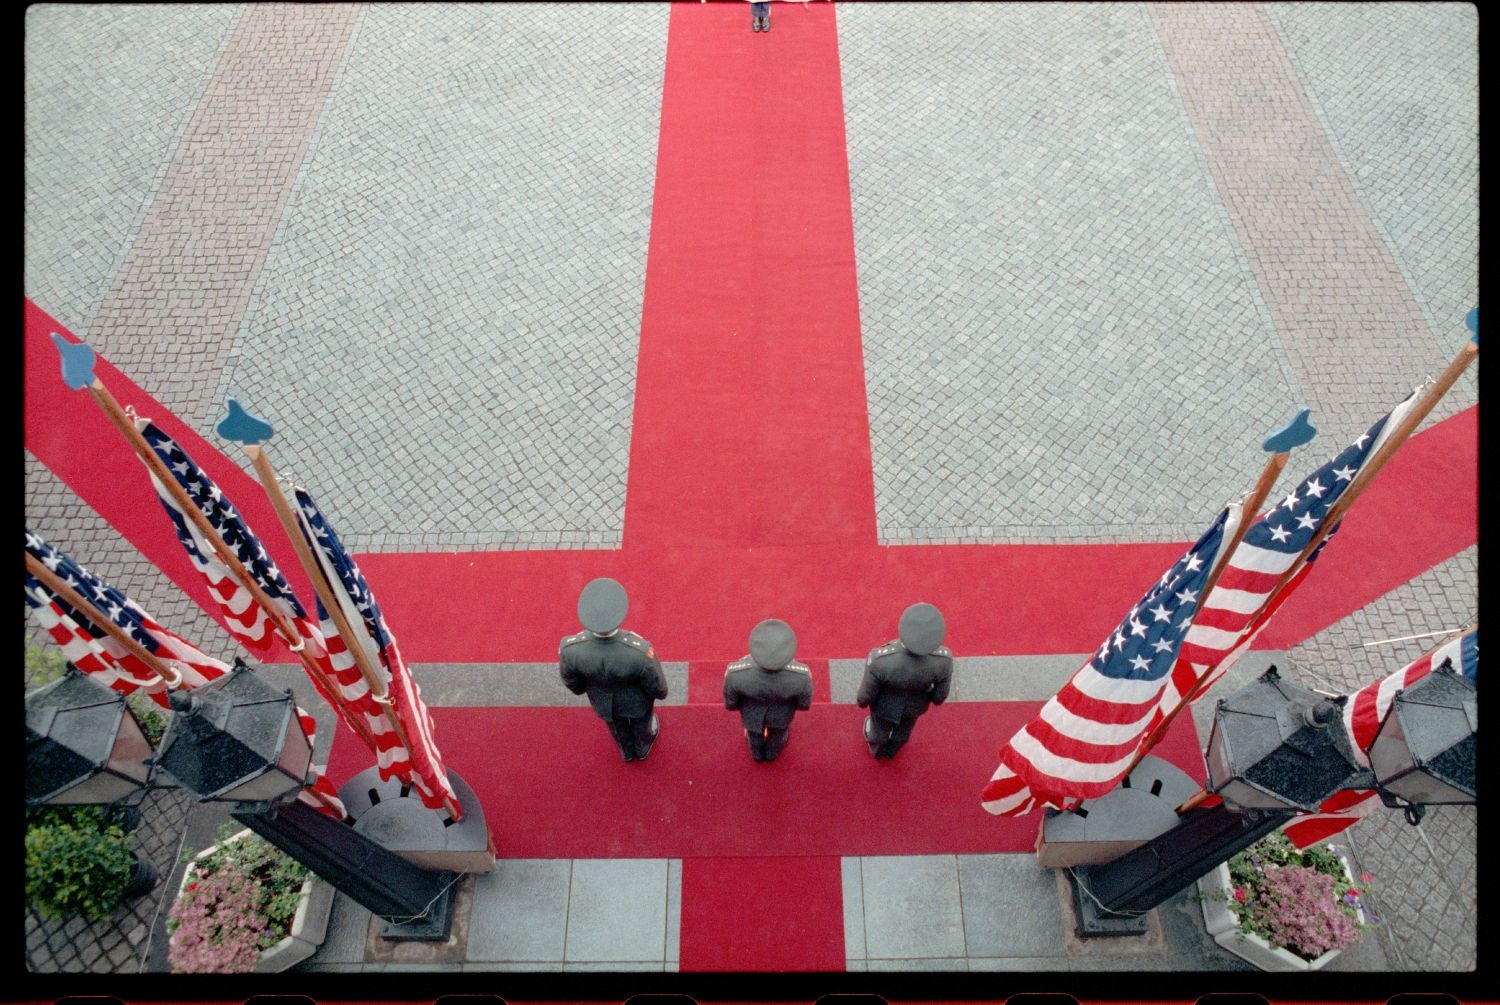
[
  {"x1": 981, "y1": 505, "x2": 1239, "y2": 816},
  {"x1": 24, "y1": 527, "x2": 229, "y2": 705},
  {"x1": 292, "y1": 487, "x2": 461, "y2": 818},
  {"x1": 136, "y1": 419, "x2": 310, "y2": 651},
  {"x1": 1157, "y1": 391, "x2": 1420, "y2": 720},
  {"x1": 24, "y1": 527, "x2": 346, "y2": 818},
  {"x1": 1282, "y1": 629, "x2": 1477, "y2": 848}
]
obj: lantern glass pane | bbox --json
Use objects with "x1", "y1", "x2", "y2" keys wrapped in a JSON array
[
  {"x1": 1381, "y1": 769, "x2": 1473, "y2": 806},
  {"x1": 107, "y1": 709, "x2": 154, "y2": 787},
  {"x1": 48, "y1": 771, "x2": 141, "y2": 805},
  {"x1": 275, "y1": 719, "x2": 313, "y2": 786}
]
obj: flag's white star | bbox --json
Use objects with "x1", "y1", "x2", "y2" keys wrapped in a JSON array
[
  {"x1": 1304, "y1": 477, "x2": 1326, "y2": 499},
  {"x1": 1175, "y1": 587, "x2": 1199, "y2": 604},
  {"x1": 1185, "y1": 553, "x2": 1204, "y2": 573},
  {"x1": 1111, "y1": 629, "x2": 1126, "y2": 651},
  {"x1": 1282, "y1": 490, "x2": 1299, "y2": 510},
  {"x1": 1355, "y1": 432, "x2": 1370, "y2": 449},
  {"x1": 209, "y1": 484, "x2": 223, "y2": 503},
  {"x1": 1333, "y1": 464, "x2": 1356, "y2": 482},
  {"x1": 1268, "y1": 523, "x2": 1291, "y2": 543},
  {"x1": 106, "y1": 604, "x2": 124, "y2": 621},
  {"x1": 25, "y1": 531, "x2": 42, "y2": 550},
  {"x1": 1149, "y1": 603, "x2": 1173, "y2": 622},
  {"x1": 172, "y1": 459, "x2": 191, "y2": 476},
  {"x1": 1152, "y1": 638, "x2": 1175, "y2": 654},
  {"x1": 42, "y1": 551, "x2": 63, "y2": 570},
  {"x1": 1130, "y1": 655, "x2": 1152, "y2": 672},
  {"x1": 1129, "y1": 617, "x2": 1147, "y2": 638},
  {"x1": 1297, "y1": 511, "x2": 1319, "y2": 530}
]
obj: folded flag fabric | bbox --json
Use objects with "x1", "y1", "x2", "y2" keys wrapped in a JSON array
[
  {"x1": 25, "y1": 527, "x2": 229, "y2": 705},
  {"x1": 1281, "y1": 629, "x2": 1477, "y2": 848},
  {"x1": 981, "y1": 505, "x2": 1239, "y2": 816},
  {"x1": 293, "y1": 486, "x2": 461, "y2": 818},
  {"x1": 136, "y1": 418, "x2": 309, "y2": 652}
]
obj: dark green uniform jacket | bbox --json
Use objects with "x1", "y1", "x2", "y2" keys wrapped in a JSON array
[
  {"x1": 856, "y1": 640, "x2": 953, "y2": 723},
  {"x1": 560, "y1": 630, "x2": 668, "y2": 719},
  {"x1": 723, "y1": 657, "x2": 814, "y2": 730}
]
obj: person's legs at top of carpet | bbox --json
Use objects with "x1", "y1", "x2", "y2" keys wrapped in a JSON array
[{"x1": 751, "y1": 2, "x2": 770, "y2": 32}]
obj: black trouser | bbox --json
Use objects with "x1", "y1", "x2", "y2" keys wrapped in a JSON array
[
  {"x1": 866, "y1": 714, "x2": 918, "y2": 759},
  {"x1": 751, "y1": 2, "x2": 770, "y2": 25},
  {"x1": 607, "y1": 712, "x2": 657, "y2": 760},
  {"x1": 746, "y1": 725, "x2": 790, "y2": 761}
]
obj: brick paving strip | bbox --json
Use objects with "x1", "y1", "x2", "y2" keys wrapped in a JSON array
[
  {"x1": 1147, "y1": 3, "x2": 1459, "y2": 447},
  {"x1": 85, "y1": 3, "x2": 361, "y2": 428}
]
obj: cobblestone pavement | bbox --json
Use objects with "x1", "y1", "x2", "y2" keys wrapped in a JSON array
[
  {"x1": 88, "y1": 4, "x2": 360, "y2": 430},
  {"x1": 23, "y1": 1, "x2": 1477, "y2": 978},
  {"x1": 841, "y1": 3, "x2": 1299, "y2": 545},
  {"x1": 1266, "y1": 3, "x2": 1480, "y2": 384},
  {"x1": 212, "y1": 4, "x2": 669, "y2": 553},
  {"x1": 23, "y1": 4, "x2": 241, "y2": 339}
]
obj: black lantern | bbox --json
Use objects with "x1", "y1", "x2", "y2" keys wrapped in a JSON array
[
  {"x1": 1205, "y1": 665, "x2": 1371, "y2": 811},
  {"x1": 154, "y1": 659, "x2": 313, "y2": 803},
  {"x1": 1368, "y1": 659, "x2": 1477, "y2": 815},
  {"x1": 155, "y1": 658, "x2": 459, "y2": 940},
  {"x1": 26, "y1": 667, "x2": 153, "y2": 806}
]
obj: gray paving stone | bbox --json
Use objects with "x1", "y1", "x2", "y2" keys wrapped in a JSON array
[
  {"x1": 967, "y1": 957, "x2": 1069, "y2": 971},
  {"x1": 302, "y1": 890, "x2": 372, "y2": 966},
  {"x1": 840, "y1": 3, "x2": 1298, "y2": 546},
  {"x1": 866, "y1": 957, "x2": 968, "y2": 971},
  {"x1": 840, "y1": 857, "x2": 867, "y2": 962},
  {"x1": 957, "y1": 854, "x2": 1067, "y2": 959},
  {"x1": 217, "y1": 4, "x2": 669, "y2": 553},
  {"x1": 858, "y1": 855, "x2": 966, "y2": 960},
  {"x1": 467, "y1": 858, "x2": 571, "y2": 962},
  {"x1": 664, "y1": 859, "x2": 682, "y2": 965},
  {"x1": 1266, "y1": 3, "x2": 1479, "y2": 418},
  {"x1": 24, "y1": 5, "x2": 241, "y2": 337},
  {"x1": 563, "y1": 858, "x2": 669, "y2": 963}
]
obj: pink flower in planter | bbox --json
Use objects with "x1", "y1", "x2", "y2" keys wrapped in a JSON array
[{"x1": 1233, "y1": 887, "x2": 1247, "y2": 903}]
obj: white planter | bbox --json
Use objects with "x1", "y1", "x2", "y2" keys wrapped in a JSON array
[
  {"x1": 176, "y1": 829, "x2": 334, "y2": 973},
  {"x1": 1196, "y1": 852, "x2": 1365, "y2": 973}
]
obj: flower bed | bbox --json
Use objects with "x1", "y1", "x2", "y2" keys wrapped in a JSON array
[
  {"x1": 167, "y1": 827, "x2": 333, "y2": 973},
  {"x1": 1197, "y1": 831, "x2": 1376, "y2": 972}
]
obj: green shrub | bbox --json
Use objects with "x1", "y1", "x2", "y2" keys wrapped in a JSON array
[{"x1": 25, "y1": 812, "x2": 136, "y2": 920}]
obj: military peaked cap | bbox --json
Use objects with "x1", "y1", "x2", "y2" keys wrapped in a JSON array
[
  {"x1": 898, "y1": 602, "x2": 946, "y2": 656},
  {"x1": 578, "y1": 577, "x2": 628, "y2": 634},
  {"x1": 749, "y1": 619, "x2": 797, "y2": 670}
]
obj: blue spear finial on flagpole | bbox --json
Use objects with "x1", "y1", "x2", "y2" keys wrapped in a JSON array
[
  {"x1": 51, "y1": 333, "x2": 98, "y2": 390},
  {"x1": 1261, "y1": 406, "x2": 1316, "y2": 453},
  {"x1": 216, "y1": 397, "x2": 275, "y2": 446},
  {"x1": 1466, "y1": 306, "x2": 1478, "y2": 345}
]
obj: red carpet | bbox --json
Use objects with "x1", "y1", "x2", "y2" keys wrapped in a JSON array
[
  {"x1": 324, "y1": 702, "x2": 1207, "y2": 860},
  {"x1": 25, "y1": 302, "x2": 1478, "y2": 667},
  {"x1": 679, "y1": 856, "x2": 846, "y2": 972},
  {"x1": 625, "y1": 1, "x2": 875, "y2": 551}
]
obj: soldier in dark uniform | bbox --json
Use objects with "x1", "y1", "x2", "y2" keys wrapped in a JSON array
[
  {"x1": 723, "y1": 619, "x2": 813, "y2": 762},
  {"x1": 857, "y1": 602, "x2": 953, "y2": 759},
  {"x1": 559, "y1": 578, "x2": 668, "y2": 762}
]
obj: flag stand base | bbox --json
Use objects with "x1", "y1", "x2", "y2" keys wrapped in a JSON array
[
  {"x1": 379, "y1": 881, "x2": 457, "y2": 942},
  {"x1": 1068, "y1": 866, "x2": 1151, "y2": 937}
]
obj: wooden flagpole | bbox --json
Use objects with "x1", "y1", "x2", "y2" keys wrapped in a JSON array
[
  {"x1": 25, "y1": 552, "x2": 184, "y2": 689},
  {"x1": 241, "y1": 445, "x2": 450, "y2": 807},
  {"x1": 81, "y1": 378, "x2": 378, "y2": 749}
]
